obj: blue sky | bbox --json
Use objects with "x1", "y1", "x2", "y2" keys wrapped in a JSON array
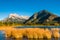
[{"x1": 0, "y1": 0, "x2": 60, "y2": 20}]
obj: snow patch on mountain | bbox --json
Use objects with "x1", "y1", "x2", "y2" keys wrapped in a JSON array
[{"x1": 9, "y1": 13, "x2": 29, "y2": 20}]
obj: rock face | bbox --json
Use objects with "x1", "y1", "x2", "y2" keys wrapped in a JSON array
[
  {"x1": 25, "y1": 10, "x2": 60, "y2": 24},
  {"x1": 53, "y1": 17, "x2": 60, "y2": 23}
]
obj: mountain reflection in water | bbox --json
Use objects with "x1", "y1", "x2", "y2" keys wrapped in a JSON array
[{"x1": 5, "y1": 38, "x2": 59, "y2": 40}]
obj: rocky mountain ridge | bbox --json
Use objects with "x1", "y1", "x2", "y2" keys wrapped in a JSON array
[
  {"x1": 2, "y1": 13, "x2": 29, "y2": 23},
  {"x1": 25, "y1": 10, "x2": 60, "y2": 24}
]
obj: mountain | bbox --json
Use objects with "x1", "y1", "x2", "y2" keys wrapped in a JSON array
[
  {"x1": 2, "y1": 14, "x2": 29, "y2": 23},
  {"x1": 9, "y1": 14, "x2": 29, "y2": 20},
  {"x1": 53, "y1": 17, "x2": 60, "y2": 23},
  {"x1": 25, "y1": 10, "x2": 60, "y2": 24},
  {"x1": 1, "y1": 10, "x2": 60, "y2": 25}
]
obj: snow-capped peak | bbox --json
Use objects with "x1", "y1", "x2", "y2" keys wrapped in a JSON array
[
  {"x1": 9, "y1": 13, "x2": 20, "y2": 18},
  {"x1": 9, "y1": 13, "x2": 29, "y2": 20}
]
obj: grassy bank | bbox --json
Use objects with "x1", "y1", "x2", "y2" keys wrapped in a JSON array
[{"x1": 0, "y1": 27, "x2": 60, "y2": 39}]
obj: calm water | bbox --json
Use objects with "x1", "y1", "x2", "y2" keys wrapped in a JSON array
[
  {"x1": 0, "y1": 26, "x2": 60, "y2": 40},
  {"x1": 15, "y1": 26, "x2": 60, "y2": 28}
]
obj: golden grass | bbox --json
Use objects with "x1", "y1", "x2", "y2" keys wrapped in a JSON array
[{"x1": 0, "y1": 26, "x2": 60, "y2": 39}]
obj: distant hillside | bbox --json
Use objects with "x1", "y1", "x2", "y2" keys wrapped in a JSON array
[
  {"x1": 2, "y1": 14, "x2": 29, "y2": 24},
  {"x1": 25, "y1": 10, "x2": 60, "y2": 25}
]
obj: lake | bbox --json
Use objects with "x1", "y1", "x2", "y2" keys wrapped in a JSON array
[{"x1": 15, "y1": 26, "x2": 60, "y2": 28}]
